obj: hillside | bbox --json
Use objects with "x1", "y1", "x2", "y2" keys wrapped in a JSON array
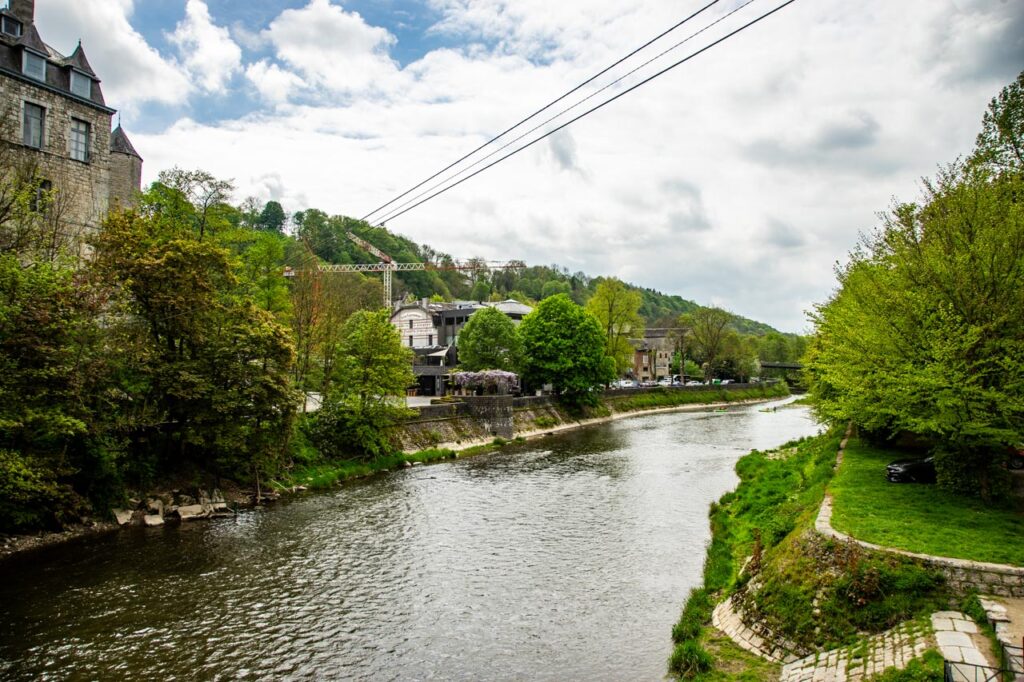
[{"x1": 294, "y1": 212, "x2": 783, "y2": 335}]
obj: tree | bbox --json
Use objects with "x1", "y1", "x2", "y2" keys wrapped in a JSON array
[
  {"x1": 156, "y1": 167, "x2": 235, "y2": 240},
  {"x1": 470, "y1": 278, "x2": 490, "y2": 302},
  {"x1": 93, "y1": 206, "x2": 297, "y2": 480},
  {"x1": 682, "y1": 307, "x2": 734, "y2": 382},
  {"x1": 541, "y1": 279, "x2": 571, "y2": 299},
  {"x1": 258, "y1": 200, "x2": 286, "y2": 233},
  {"x1": 807, "y1": 76, "x2": 1024, "y2": 500},
  {"x1": 518, "y1": 294, "x2": 614, "y2": 404},
  {"x1": 970, "y1": 70, "x2": 1023, "y2": 173},
  {"x1": 457, "y1": 306, "x2": 522, "y2": 372},
  {"x1": 585, "y1": 278, "x2": 645, "y2": 376},
  {"x1": 311, "y1": 310, "x2": 414, "y2": 458}
]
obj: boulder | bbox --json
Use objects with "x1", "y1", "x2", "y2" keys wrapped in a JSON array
[
  {"x1": 175, "y1": 504, "x2": 209, "y2": 521},
  {"x1": 112, "y1": 508, "x2": 133, "y2": 526},
  {"x1": 143, "y1": 514, "x2": 164, "y2": 527},
  {"x1": 145, "y1": 498, "x2": 164, "y2": 516},
  {"x1": 211, "y1": 488, "x2": 225, "y2": 504}
]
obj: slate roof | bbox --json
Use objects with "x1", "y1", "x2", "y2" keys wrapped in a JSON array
[
  {"x1": 110, "y1": 125, "x2": 142, "y2": 159},
  {"x1": 66, "y1": 42, "x2": 96, "y2": 77}
]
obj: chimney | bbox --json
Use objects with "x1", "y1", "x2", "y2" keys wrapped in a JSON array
[{"x1": 9, "y1": 0, "x2": 34, "y2": 23}]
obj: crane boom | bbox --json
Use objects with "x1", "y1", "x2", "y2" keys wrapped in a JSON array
[
  {"x1": 345, "y1": 231, "x2": 392, "y2": 263},
  {"x1": 284, "y1": 229, "x2": 521, "y2": 307}
]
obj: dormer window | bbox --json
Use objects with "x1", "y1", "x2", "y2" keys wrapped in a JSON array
[
  {"x1": 70, "y1": 70, "x2": 91, "y2": 98},
  {"x1": 22, "y1": 50, "x2": 45, "y2": 81},
  {"x1": 1, "y1": 15, "x2": 22, "y2": 37}
]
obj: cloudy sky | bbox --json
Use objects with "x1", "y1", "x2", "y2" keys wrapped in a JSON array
[{"x1": 35, "y1": 0, "x2": 1024, "y2": 332}]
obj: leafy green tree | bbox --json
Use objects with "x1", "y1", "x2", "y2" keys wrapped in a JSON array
[
  {"x1": 970, "y1": 70, "x2": 1023, "y2": 173},
  {"x1": 470, "y1": 278, "x2": 490, "y2": 302},
  {"x1": 585, "y1": 278, "x2": 645, "y2": 376},
  {"x1": 258, "y1": 200, "x2": 286, "y2": 232},
  {"x1": 759, "y1": 332, "x2": 791, "y2": 362},
  {"x1": 682, "y1": 307, "x2": 734, "y2": 382},
  {"x1": 807, "y1": 76, "x2": 1024, "y2": 500},
  {"x1": 156, "y1": 167, "x2": 235, "y2": 240},
  {"x1": 240, "y1": 231, "x2": 290, "y2": 319},
  {"x1": 312, "y1": 310, "x2": 414, "y2": 458},
  {"x1": 457, "y1": 306, "x2": 522, "y2": 371},
  {"x1": 519, "y1": 294, "x2": 614, "y2": 404},
  {"x1": 541, "y1": 279, "x2": 571, "y2": 299},
  {"x1": 93, "y1": 206, "x2": 297, "y2": 480}
]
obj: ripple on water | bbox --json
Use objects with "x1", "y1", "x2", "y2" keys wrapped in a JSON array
[{"x1": 0, "y1": 399, "x2": 817, "y2": 680}]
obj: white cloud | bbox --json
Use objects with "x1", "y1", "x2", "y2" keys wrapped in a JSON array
[
  {"x1": 245, "y1": 60, "x2": 306, "y2": 104},
  {"x1": 113, "y1": 0, "x2": 1024, "y2": 331},
  {"x1": 34, "y1": 0, "x2": 191, "y2": 109},
  {"x1": 168, "y1": 0, "x2": 242, "y2": 94},
  {"x1": 261, "y1": 0, "x2": 401, "y2": 94}
]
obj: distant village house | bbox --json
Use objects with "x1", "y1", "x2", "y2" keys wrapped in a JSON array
[{"x1": 390, "y1": 298, "x2": 533, "y2": 396}]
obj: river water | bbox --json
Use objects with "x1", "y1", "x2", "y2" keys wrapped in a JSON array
[{"x1": 0, "y1": 398, "x2": 818, "y2": 681}]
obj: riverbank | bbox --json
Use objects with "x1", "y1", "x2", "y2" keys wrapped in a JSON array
[
  {"x1": 0, "y1": 386, "x2": 789, "y2": 562},
  {"x1": 668, "y1": 428, "x2": 1019, "y2": 680},
  {"x1": 278, "y1": 384, "x2": 791, "y2": 493}
]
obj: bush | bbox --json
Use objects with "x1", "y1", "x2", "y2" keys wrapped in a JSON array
[{"x1": 668, "y1": 640, "x2": 713, "y2": 678}]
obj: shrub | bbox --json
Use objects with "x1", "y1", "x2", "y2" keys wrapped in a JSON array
[{"x1": 668, "y1": 640, "x2": 713, "y2": 678}]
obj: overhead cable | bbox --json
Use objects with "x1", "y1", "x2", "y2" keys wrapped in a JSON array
[
  {"x1": 374, "y1": 0, "x2": 758, "y2": 225},
  {"x1": 376, "y1": 0, "x2": 800, "y2": 225},
  {"x1": 360, "y1": 0, "x2": 725, "y2": 222}
]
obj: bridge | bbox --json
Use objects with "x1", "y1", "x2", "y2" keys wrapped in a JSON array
[{"x1": 760, "y1": 361, "x2": 804, "y2": 371}]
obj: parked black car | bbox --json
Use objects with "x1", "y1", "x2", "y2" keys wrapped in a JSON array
[
  {"x1": 1010, "y1": 448, "x2": 1024, "y2": 471},
  {"x1": 886, "y1": 456, "x2": 936, "y2": 483}
]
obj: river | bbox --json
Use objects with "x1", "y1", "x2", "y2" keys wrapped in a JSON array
[{"x1": 0, "y1": 398, "x2": 818, "y2": 681}]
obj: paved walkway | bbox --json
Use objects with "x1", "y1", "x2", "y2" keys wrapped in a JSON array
[{"x1": 779, "y1": 620, "x2": 930, "y2": 682}]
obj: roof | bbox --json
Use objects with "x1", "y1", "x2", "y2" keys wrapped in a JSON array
[
  {"x1": 491, "y1": 299, "x2": 533, "y2": 316},
  {"x1": 66, "y1": 42, "x2": 96, "y2": 77},
  {"x1": 110, "y1": 125, "x2": 142, "y2": 159}
]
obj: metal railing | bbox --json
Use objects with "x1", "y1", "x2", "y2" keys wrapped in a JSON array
[
  {"x1": 944, "y1": 661, "x2": 1013, "y2": 682},
  {"x1": 1001, "y1": 642, "x2": 1023, "y2": 677}
]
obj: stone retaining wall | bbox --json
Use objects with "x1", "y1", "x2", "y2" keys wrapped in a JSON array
[{"x1": 816, "y1": 428, "x2": 1024, "y2": 598}]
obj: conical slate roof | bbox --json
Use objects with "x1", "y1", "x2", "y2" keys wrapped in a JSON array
[
  {"x1": 66, "y1": 41, "x2": 96, "y2": 76},
  {"x1": 110, "y1": 125, "x2": 142, "y2": 160}
]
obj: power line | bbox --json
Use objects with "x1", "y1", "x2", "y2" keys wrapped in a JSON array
[
  {"x1": 378, "y1": 0, "x2": 800, "y2": 226},
  {"x1": 374, "y1": 0, "x2": 758, "y2": 225},
  {"x1": 360, "y1": 0, "x2": 725, "y2": 223}
]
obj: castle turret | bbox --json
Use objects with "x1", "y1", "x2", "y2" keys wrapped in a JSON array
[{"x1": 109, "y1": 124, "x2": 143, "y2": 209}]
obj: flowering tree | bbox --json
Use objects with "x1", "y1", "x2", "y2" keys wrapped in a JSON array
[{"x1": 453, "y1": 370, "x2": 519, "y2": 395}]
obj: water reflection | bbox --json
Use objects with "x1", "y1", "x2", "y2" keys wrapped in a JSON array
[{"x1": 0, "y1": 398, "x2": 818, "y2": 681}]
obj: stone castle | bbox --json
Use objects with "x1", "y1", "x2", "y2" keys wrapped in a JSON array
[{"x1": 0, "y1": 0, "x2": 142, "y2": 236}]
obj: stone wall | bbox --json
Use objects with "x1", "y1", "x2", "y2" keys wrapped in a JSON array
[
  {"x1": 1, "y1": 74, "x2": 112, "y2": 238},
  {"x1": 816, "y1": 430, "x2": 1024, "y2": 598},
  {"x1": 109, "y1": 150, "x2": 141, "y2": 209}
]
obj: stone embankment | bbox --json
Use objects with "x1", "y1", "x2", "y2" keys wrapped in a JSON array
[
  {"x1": 398, "y1": 384, "x2": 784, "y2": 451},
  {"x1": 815, "y1": 429, "x2": 1024, "y2": 598},
  {"x1": 110, "y1": 488, "x2": 235, "y2": 528}
]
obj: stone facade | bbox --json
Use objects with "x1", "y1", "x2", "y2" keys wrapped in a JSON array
[{"x1": 0, "y1": 0, "x2": 142, "y2": 240}]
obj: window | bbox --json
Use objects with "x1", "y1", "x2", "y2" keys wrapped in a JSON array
[
  {"x1": 408, "y1": 336, "x2": 414, "y2": 347},
  {"x1": 1, "y1": 15, "x2": 22, "y2": 37},
  {"x1": 428, "y1": 335, "x2": 433, "y2": 346},
  {"x1": 408, "y1": 320, "x2": 413, "y2": 329},
  {"x1": 22, "y1": 102, "x2": 43, "y2": 148},
  {"x1": 69, "y1": 118, "x2": 90, "y2": 162},
  {"x1": 30, "y1": 179, "x2": 51, "y2": 212},
  {"x1": 22, "y1": 50, "x2": 46, "y2": 81},
  {"x1": 70, "y1": 70, "x2": 91, "y2": 98}
]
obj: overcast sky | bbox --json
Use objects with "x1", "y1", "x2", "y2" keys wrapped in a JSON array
[{"x1": 35, "y1": 0, "x2": 1024, "y2": 332}]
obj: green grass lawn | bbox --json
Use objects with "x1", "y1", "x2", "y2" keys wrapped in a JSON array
[{"x1": 830, "y1": 439, "x2": 1024, "y2": 566}]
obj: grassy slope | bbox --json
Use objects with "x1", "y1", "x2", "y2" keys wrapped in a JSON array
[
  {"x1": 668, "y1": 431, "x2": 953, "y2": 679},
  {"x1": 830, "y1": 439, "x2": 1024, "y2": 566}
]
